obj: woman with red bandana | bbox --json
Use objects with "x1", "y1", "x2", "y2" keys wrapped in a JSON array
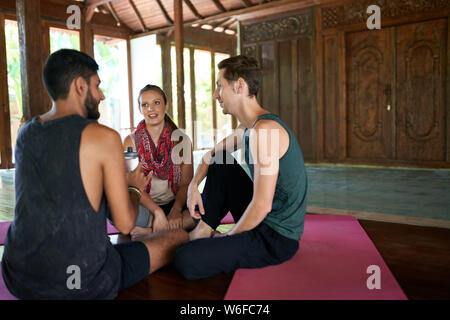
[{"x1": 123, "y1": 85, "x2": 195, "y2": 240}]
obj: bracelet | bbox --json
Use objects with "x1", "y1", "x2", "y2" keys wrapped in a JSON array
[{"x1": 128, "y1": 186, "x2": 142, "y2": 202}]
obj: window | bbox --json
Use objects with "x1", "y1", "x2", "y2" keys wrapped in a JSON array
[
  {"x1": 130, "y1": 35, "x2": 162, "y2": 128},
  {"x1": 4, "y1": 19, "x2": 21, "y2": 164},
  {"x1": 94, "y1": 35, "x2": 130, "y2": 140},
  {"x1": 49, "y1": 27, "x2": 80, "y2": 53},
  {"x1": 171, "y1": 46, "x2": 191, "y2": 139},
  {"x1": 214, "y1": 52, "x2": 232, "y2": 142}
]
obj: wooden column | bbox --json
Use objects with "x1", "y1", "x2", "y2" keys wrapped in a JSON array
[
  {"x1": 16, "y1": 0, "x2": 47, "y2": 119},
  {"x1": 127, "y1": 39, "x2": 134, "y2": 129},
  {"x1": 80, "y1": 7, "x2": 94, "y2": 58},
  {"x1": 189, "y1": 47, "x2": 196, "y2": 149},
  {"x1": 0, "y1": 14, "x2": 12, "y2": 168},
  {"x1": 174, "y1": 0, "x2": 185, "y2": 129},
  {"x1": 160, "y1": 35, "x2": 173, "y2": 118}
]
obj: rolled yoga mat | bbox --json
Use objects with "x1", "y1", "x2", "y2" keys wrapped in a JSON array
[{"x1": 224, "y1": 214, "x2": 407, "y2": 300}]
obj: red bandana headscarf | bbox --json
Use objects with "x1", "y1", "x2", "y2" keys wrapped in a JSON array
[{"x1": 134, "y1": 119, "x2": 181, "y2": 195}]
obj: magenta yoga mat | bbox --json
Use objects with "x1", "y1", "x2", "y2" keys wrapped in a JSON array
[{"x1": 224, "y1": 214, "x2": 407, "y2": 300}]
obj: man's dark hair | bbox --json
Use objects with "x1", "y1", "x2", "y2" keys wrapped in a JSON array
[
  {"x1": 217, "y1": 55, "x2": 261, "y2": 97},
  {"x1": 43, "y1": 49, "x2": 99, "y2": 101}
]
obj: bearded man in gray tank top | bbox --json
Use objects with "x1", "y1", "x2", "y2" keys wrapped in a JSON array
[
  {"x1": 1, "y1": 49, "x2": 189, "y2": 299},
  {"x1": 174, "y1": 55, "x2": 308, "y2": 280}
]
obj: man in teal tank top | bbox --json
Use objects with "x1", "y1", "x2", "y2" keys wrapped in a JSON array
[{"x1": 174, "y1": 55, "x2": 308, "y2": 280}]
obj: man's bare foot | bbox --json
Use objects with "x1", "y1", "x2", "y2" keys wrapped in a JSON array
[
  {"x1": 130, "y1": 226, "x2": 153, "y2": 241},
  {"x1": 189, "y1": 220, "x2": 214, "y2": 241}
]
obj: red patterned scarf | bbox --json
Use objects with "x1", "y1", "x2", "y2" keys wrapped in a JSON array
[{"x1": 134, "y1": 119, "x2": 181, "y2": 195}]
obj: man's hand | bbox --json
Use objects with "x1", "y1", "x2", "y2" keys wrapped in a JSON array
[
  {"x1": 152, "y1": 207, "x2": 169, "y2": 232},
  {"x1": 187, "y1": 183, "x2": 205, "y2": 219},
  {"x1": 127, "y1": 163, "x2": 151, "y2": 192}
]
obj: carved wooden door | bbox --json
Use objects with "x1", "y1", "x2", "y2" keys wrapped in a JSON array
[
  {"x1": 346, "y1": 28, "x2": 393, "y2": 159},
  {"x1": 396, "y1": 19, "x2": 447, "y2": 161}
]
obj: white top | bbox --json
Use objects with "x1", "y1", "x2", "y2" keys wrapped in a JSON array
[{"x1": 149, "y1": 175, "x2": 175, "y2": 205}]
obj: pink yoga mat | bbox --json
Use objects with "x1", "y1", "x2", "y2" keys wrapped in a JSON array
[{"x1": 224, "y1": 214, "x2": 407, "y2": 300}]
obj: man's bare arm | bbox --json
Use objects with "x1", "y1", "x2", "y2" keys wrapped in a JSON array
[{"x1": 187, "y1": 124, "x2": 245, "y2": 218}]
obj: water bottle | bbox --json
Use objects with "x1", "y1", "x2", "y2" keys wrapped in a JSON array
[{"x1": 124, "y1": 147, "x2": 139, "y2": 172}]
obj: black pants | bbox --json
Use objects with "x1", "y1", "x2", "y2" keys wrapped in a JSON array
[{"x1": 173, "y1": 151, "x2": 299, "y2": 280}]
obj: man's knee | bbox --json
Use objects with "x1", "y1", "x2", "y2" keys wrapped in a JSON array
[
  {"x1": 210, "y1": 150, "x2": 236, "y2": 166},
  {"x1": 173, "y1": 245, "x2": 202, "y2": 280}
]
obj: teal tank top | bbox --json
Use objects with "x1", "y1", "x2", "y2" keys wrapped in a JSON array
[{"x1": 244, "y1": 113, "x2": 308, "y2": 240}]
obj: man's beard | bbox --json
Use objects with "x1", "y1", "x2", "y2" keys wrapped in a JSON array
[{"x1": 85, "y1": 89, "x2": 100, "y2": 120}]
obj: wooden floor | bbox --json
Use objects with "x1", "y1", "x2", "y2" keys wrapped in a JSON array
[{"x1": 114, "y1": 217, "x2": 450, "y2": 300}]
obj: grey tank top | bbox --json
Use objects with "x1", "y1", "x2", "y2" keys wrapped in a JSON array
[{"x1": 1, "y1": 115, "x2": 121, "y2": 299}]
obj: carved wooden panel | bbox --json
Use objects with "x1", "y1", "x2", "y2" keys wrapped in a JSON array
[
  {"x1": 396, "y1": 18, "x2": 447, "y2": 161},
  {"x1": 323, "y1": 35, "x2": 340, "y2": 160},
  {"x1": 323, "y1": 0, "x2": 450, "y2": 29},
  {"x1": 241, "y1": 9, "x2": 316, "y2": 160},
  {"x1": 242, "y1": 11, "x2": 313, "y2": 43},
  {"x1": 346, "y1": 28, "x2": 393, "y2": 159}
]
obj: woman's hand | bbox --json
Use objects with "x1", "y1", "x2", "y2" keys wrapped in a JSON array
[
  {"x1": 127, "y1": 163, "x2": 151, "y2": 192},
  {"x1": 187, "y1": 182, "x2": 204, "y2": 219}
]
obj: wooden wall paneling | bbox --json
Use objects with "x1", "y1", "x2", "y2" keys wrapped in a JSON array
[
  {"x1": 315, "y1": 6, "x2": 324, "y2": 162},
  {"x1": 346, "y1": 28, "x2": 393, "y2": 160},
  {"x1": 448, "y1": 16, "x2": 450, "y2": 163},
  {"x1": 391, "y1": 27, "x2": 397, "y2": 160},
  {"x1": 298, "y1": 35, "x2": 314, "y2": 160},
  {"x1": 16, "y1": 0, "x2": 46, "y2": 119},
  {"x1": 0, "y1": 13, "x2": 11, "y2": 168},
  {"x1": 323, "y1": 34, "x2": 339, "y2": 160},
  {"x1": 278, "y1": 40, "x2": 292, "y2": 129},
  {"x1": 395, "y1": 18, "x2": 447, "y2": 162},
  {"x1": 291, "y1": 39, "x2": 298, "y2": 142},
  {"x1": 338, "y1": 30, "x2": 346, "y2": 160}
]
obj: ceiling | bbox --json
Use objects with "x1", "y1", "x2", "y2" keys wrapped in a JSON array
[{"x1": 82, "y1": 0, "x2": 287, "y2": 36}]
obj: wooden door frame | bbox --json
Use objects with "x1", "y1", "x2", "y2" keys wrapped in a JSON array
[{"x1": 0, "y1": 13, "x2": 14, "y2": 169}]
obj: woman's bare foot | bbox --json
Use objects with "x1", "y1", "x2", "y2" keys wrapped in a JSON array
[
  {"x1": 189, "y1": 220, "x2": 214, "y2": 241},
  {"x1": 130, "y1": 226, "x2": 153, "y2": 241}
]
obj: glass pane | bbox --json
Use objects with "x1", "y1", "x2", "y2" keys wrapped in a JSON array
[
  {"x1": 5, "y1": 20, "x2": 22, "y2": 165},
  {"x1": 49, "y1": 27, "x2": 80, "y2": 53},
  {"x1": 183, "y1": 48, "x2": 192, "y2": 141},
  {"x1": 194, "y1": 49, "x2": 213, "y2": 150},
  {"x1": 130, "y1": 35, "x2": 162, "y2": 128},
  {"x1": 214, "y1": 52, "x2": 232, "y2": 142},
  {"x1": 170, "y1": 46, "x2": 191, "y2": 139},
  {"x1": 94, "y1": 35, "x2": 130, "y2": 141}
]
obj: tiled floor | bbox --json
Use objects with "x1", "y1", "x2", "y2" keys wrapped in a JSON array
[{"x1": 0, "y1": 163, "x2": 449, "y2": 227}]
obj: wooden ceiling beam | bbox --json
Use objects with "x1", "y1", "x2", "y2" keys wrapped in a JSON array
[
  {"x1": 128, "y1": 0, "x2": 147, "y2": 32},
  {"x1": 239, "y1": 0, "x2": 253, "y2": 7},
  {"x1": 155, "y1": 0, "x2": 174, "y2": 25},
  {"x1": 131, "y1": 0, "x2": 318, "y2": 38},
  {"x1": 210, "y1": 0, "x2": 227, "y2": 13},
  {"x1": 184, "y1": 0, "x2": 204, "y2": 19},
  {"x1": 106, "y1": 2, "x2": 122, "y2": 26}
]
